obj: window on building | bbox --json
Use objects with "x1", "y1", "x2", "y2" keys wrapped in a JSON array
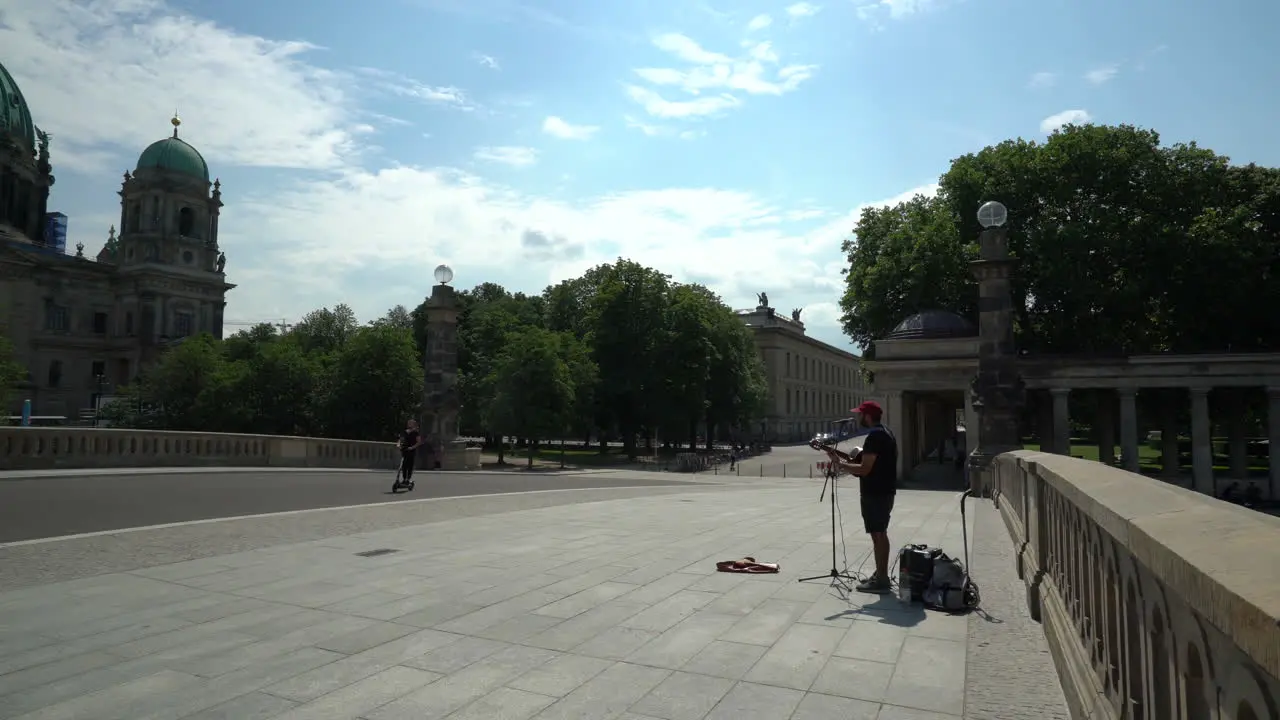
[
  {"x1": 174, "y1": 312, "x2": 194, "y2": 338},
  {"x1": 93, "y1": 312, "x2": 108, "y2": 334},
  {"x1": 47, "y1": 360, "x2": 62, "y2": 388},
  {"x1": 91, "y1": 360, "x2": 106, "y2": 380},
  {"x1": 43, "y1": 301, "x2": 70, "y2": 332},
  {"x1": 785, "y1": 352, "x2": 791, "y2": 377},
  {"x1": 178, "y1": 207, "x2": 196, "y2": 236},
  {"x1": 786, "y1": 388, "x2": 791, "y2": 414},
  {"x1": 125, "y1": 312, "x2": 134, "y2": 335}
]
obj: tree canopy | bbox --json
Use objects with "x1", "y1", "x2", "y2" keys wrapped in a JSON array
[
  {"x1": 840, "y1": 123, "x2": 1280, "y2": 355},
  {"x1": 103, "y1": 259, "x2": 769, "y2": 454}
]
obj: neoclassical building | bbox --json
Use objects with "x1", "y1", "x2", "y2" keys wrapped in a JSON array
[
  {"x1": 738, "y1": 298, "x2": 866, "y2": 442},
  {"x1": 0, "y1": 59, "x2": 234, "y2": 418}
]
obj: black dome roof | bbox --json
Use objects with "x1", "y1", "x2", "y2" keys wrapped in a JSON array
[{"x1": 885, "y1": 310, "x2": 977, "y2": 340}]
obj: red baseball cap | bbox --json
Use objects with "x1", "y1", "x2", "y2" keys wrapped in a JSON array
[{"x1": 852, "y1": 400, "x2": 883, "y2": 416}]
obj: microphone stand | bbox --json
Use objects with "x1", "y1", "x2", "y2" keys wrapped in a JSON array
[{"x1": 798, "y1": 450, "x2": 860, "y2": 591}]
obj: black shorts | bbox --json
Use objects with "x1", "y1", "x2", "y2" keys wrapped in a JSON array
[{"x1": 861, "y1": 493, "x2": 895, "y2": 534}]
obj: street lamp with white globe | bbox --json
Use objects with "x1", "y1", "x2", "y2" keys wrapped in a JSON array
[
  {"x1": 977, "y1": 200, "x2": 1007, "y2": 229},
  {"x1": 966, "y1": 199, "x2": 1023, "y2": 493},
  {"x1": 433, "y1": 264, "x2": 454, "y2": 285}
]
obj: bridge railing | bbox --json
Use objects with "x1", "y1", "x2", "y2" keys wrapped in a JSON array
[
  {"x1": 984, "y1": 450, "x2": 1279, "y2": 720},
  {"x1": 0, "y1": 427, "x2": 477, "y2": 471}
]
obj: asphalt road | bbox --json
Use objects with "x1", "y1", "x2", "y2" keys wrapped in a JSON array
[{"x1": 0, "y1": 470, "x2": 704, "y2": 543}]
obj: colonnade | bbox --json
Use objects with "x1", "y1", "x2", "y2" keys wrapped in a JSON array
[{"x1": 1043, "y1": 385, "x2": 1280, "y2": 498}]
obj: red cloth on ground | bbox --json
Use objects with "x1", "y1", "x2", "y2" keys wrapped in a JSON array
[{"x1": 716, "y1": 557, "x2": 780, "y2": 573}]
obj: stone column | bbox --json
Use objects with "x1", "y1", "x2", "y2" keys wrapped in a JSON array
[
  {"x1": 1189, "y1": 387, "x2": 1214, "y2": 495},
  {"x1": 1118, "y1": 388, "x2": 1140, "y2": 473},
  {"x1": 886, "y1": 390, "x2": 905, "y2": 480},
  {"x1": 1050, "y1": 388, "x2": 1071, "y2": 457},
  {"x1": 967, "y1": 220, "x2": 1025, "y2": 494},
  {"x1": 1096, "y1": 390, "x2": 1116, "y2": 466},
  {"x1": 1268, "y1": 387, "x2": 1280, "y2": 501},
  {"x1": 963, "y1": 386, "x2": 980, "y2": 455},
  {"x1": 1035, "y1": 399, "x2": 1054, "y2": 453},
  {"x1": 421, "y1": 282, "x2": 460, "y2": 469},
  {"x1": 1225, "y1": 389, "x2": 1249, "y2": 480}
]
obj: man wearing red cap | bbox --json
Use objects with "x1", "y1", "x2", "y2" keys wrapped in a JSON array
[{"x1": 827, "y1": 400, "x2": 898, "y2": 593}]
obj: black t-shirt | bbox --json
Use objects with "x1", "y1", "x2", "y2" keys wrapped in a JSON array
[
  {"x1": 400, "y1": 430, "x2": 419, "y2": 454},
  {"x1": 859, "y1": 427, "x2": 897, "y2": 496}
]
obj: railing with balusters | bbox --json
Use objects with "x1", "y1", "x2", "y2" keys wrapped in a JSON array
[
  {"x1": 0, "y1": 427, "x2": 480, "y2": 471},
  {"x1": 981, "y1": 450, "x2": 1279, "y2": 720}
]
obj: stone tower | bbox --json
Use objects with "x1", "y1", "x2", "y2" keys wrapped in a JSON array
[
  {"x1": 110, "y1": 116, "x2": 234, "y2": 359},
  {"x1": 420, "y1": 280, "x2": 460, "y2": 467},
  {"x1": 968, "y1": 214, "x2": 1025, "y2": 486}
]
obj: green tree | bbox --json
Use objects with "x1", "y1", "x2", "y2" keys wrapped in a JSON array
[
  {"x1": 839, "y1": 194, "x2": 974, "y2": 353},
  {"x1": 222, "y1": 323, "x2": 279, "y2": 363},
  {"x1": 110, "y1": 334, "x2": 247, "y2": 430},
  {"x1": 291, "y1": 304, "x2": 359, "y2": 355},
  {"x1": 485, "y1": 328, "x2": 580, "y2": 467},
  {"x1": 372, "y1": 304, "x2": 413, "y2": 331},
  {"x1": 701, "y1": 289, "x2": 768, "y2": 444},
  {"x1": 318, "y1": 324, "x2": 422, "y2": 441},
  {"x1": 659, "y1": 284, "x2": 715, "y2": 448},
  {"x1": 841, "y1": 122, "x2": 1280, "y2": 356},
  {"x1": 239, "y1": 336, "x2": 321, "y2": 436},
  {"x1": 585, "y1": 260, "x2": 672, "y2": 457}
]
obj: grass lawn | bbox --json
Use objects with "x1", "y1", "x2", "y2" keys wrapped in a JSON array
[{"x1": 1020, "y1": 441, "x2": 1269, "y2": 477}]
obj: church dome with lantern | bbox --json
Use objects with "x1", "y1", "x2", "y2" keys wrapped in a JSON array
[{"x1": 135, "y1": 116, "x2": 210, "y2": 182}]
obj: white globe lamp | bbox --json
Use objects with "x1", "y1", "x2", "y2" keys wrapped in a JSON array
[
  {"x1": 433, "y1": 264, "x2": 454, "y2": 285},
  {"x1": 977, "y1": 201, "x2": 1007, "y2": 229}
]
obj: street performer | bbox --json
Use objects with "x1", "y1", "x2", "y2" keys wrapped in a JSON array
[{"x1": 824, "y1": 400, "x2": 898, "y2": 594}]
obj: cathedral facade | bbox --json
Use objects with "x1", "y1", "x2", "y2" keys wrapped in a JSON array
[{"x1": 0, "y1": 60, "x2": 234, "y2": 419}]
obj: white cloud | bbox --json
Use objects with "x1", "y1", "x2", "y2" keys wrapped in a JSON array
[
  {"x1": 623, "y1": 116, "x2": 702, "y2": 139},
  {"x1": 628, "y1": 33, "x2": 817, "y2": 118},
  {"x1": 1028, "y1": 71, "x2": 1056, "y2": 89},
  {"x1": 786, "y1": 3, "x2": 821, "y2": 18},
  {"x1": 359, "y1": 67, "x2": 475, "y2": 111},
  {"x1": 1085, "y1": 65, "x2": 1118, "y2": 85},
  {"x1": 747, "y1": 14, "x2": 773, "y2": 31},
  {"x1": 1040, "y1": 109, "x2": 1091, "y2": 134},
  {"x1": 473, "y1": 53, "x2": 499, "y2": 70},
  {"x1": 625, "y1": 86, "x2": 742, "y2": 119},
  {"x1": 6, "y1": 0, "x2": 918, "y2": 350},
  {"x1": 0, "y1": 0, "x2": 360, "y2": 173},
  {"x1": 541, "y1": 116, "x2": 599, "y2": 140},
  {"x1": 856, "y1": 0, "x2": 943, "y2": 24},
  {"x1": 473, "y1": 145, "x2": 537, "y2": 167}
]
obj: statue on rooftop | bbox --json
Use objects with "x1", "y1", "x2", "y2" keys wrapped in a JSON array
[
  {"x1": 215, "y1": 251, "x2": 226, "y2": 273},
  {"x1": 791, "y1": 308, "x2": 803, "y2": 322},
  {"x1": 756, "y1": 291, "x2": 768, "y2": 308}
]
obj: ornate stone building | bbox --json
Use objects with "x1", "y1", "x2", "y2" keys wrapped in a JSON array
[
  {"x1": 738, "y1": 295, "x2": 866, "y2": 442},
  {"x1": 0, "y1": 59, "x2": 234, "y2": 418}
]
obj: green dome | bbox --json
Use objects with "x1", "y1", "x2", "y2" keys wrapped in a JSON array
[
  {"x1": 135, "y1": 119, "x2": 209, "y2": 181},
  {"x1": 0, "y1": 61, "x2": 36, "y2": 151}
]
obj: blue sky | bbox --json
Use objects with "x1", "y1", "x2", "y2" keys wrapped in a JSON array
[{"x1": 3, "y1": 0, "x2": 1278, "y2": 351}]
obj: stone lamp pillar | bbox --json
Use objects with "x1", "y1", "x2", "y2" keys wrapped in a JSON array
[
  {"x1": 967, "y1": 201, "x2": 1026, "y2": 494},
  {"x1": 421, "y1": 265, "x2": 461, "y2": 469}
]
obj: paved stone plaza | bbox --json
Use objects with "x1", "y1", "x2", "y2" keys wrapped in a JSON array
[{"x1": 0, "y1": 476, "x2": 1068, "y2": 719}]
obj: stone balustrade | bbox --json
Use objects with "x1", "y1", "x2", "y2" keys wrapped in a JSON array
[
  {"x1": 983, "y1": 450, "x2": 1279, "y2": 720},
  {"x1": 0, "y1": 427, "x2": 481, "y2": 471}
]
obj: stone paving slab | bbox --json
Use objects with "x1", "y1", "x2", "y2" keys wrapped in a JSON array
[
  {"x1": 0, "y1": 481, "x2": 1062, "y2": 720},
  {"x1": 963, "y1": 500, "x2": 1070, "y2": 720}
]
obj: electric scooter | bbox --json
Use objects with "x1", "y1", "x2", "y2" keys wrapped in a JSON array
[{"x1": 391, "y1": 453, "x2": 415, "y2": 493}]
